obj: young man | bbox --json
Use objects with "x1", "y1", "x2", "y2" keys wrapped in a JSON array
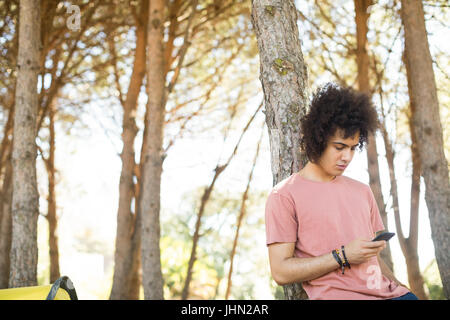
[{"x1": 265, "y1": 83, "x2": 419, "y2": 300}]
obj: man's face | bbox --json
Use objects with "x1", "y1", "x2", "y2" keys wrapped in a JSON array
[{"x1": 317, "y1": 129, "x2": 360, "y2": 176}]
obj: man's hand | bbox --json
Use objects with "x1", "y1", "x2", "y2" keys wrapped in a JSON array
[{"x1": 344, "y1": 238, "x2": 386, "y2": 265}]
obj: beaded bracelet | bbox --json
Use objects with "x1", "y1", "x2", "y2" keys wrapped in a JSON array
[
  {"x1": 331, "y1": 249, "x2": 345, "y2": 274},
  {"x1": 335, "y1": 248, "x2": 344, "y2": 262},
  {"x1": 341, "y1": 245, "x2": 351, "y2": 269}
]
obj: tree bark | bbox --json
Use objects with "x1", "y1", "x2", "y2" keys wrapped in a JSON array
[
  {"x1": 401, "y1": 0, "x2": 450, "y2": 299},
  {"x1": 251, "y1": 0, "x2": 309, "y2": 300},
  {"x1": 353, "y1": 0, "x2": 394, "y2": 271},
  {"x1": 9, "y1": 0, "x2": 41, "y2": 288},
  {"x1": 110, "y1": 0, "x2": 148, "y2": 300},
  {"x1": 140, "y1": 0, "x2": 166, "y2": 300}
]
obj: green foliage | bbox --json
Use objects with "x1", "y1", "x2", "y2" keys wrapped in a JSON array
[
  {"x1": 423, "y1": 259, "x2": 445, "y2": 300},
  {"x1": 274, "y1": 285, "x2": 285, "y2": 300},
  {"x1": 268, "y1": 273, "x2": 285, "y2": 300},
  {"x1": 160, "y1": 185, "x2": 270, "y2": 299}
]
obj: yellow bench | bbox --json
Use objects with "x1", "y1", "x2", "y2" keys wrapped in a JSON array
[{"x1": 0, "y1": 276, "x2": 78, "y2": 300}]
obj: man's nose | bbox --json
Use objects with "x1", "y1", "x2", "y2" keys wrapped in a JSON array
[{"x1": 341, "y1": 149, "x2": 352, "y2": 161}]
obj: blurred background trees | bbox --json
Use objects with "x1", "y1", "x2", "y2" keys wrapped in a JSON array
[{"x1": 0, "y1": 0, "x2": 448, "y2": 299}]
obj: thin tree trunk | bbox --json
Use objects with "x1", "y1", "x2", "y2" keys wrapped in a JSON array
[
  {"x1": 0, "y1": 101, "x2": 15, "y2": 288},
  {"x1": 0, "y1": 12, "x2": 18, "y2": 285},
  {"x1": 47, "y1": 99, "x2": 60, "y2": 283},
  {"x1": 0, "y1": 99, "x2": 15, "y2": 178},
  {"x1": 225, "y1": 125, "x2": 263, "y2": 300},
  {"x1": 251, "y1": 0, "x2": 309, "y2": 300},
  {"x1": 140, "y1": 0, "x2": 166, "y2": 300},
  {"x1": 181, "y1": 103, "x2": 262, "y2": 300},
  {"x1": 125, "y1": 102, "x2": 153, "y2": 299},
  {"x1": 405, "y1": 100, "x2": 428, "y2": 300},
  {"x1": 401, "y1": 0, "x2": 450, "y2": 299},
  {"x1": 380, "y1": 123, "x2": 428, "y2": 300},
  {"x1": 353, "y1": 0, "x2": 394, "y2": 271},
  {"x1": 9, "y1": 0, "x2": 41, "y2": 288},
  {"x1": 110, "y1": 0, "x2": 148, "y2": 300},
  {"x1": 0, "y1": 157, "x2": 13, "y2": 288},
  {"x1": 127, "y1": 207, "x2": 142, "y2": 299}
]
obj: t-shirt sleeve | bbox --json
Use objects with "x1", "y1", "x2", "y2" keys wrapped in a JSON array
[
  {"x1": 367, "y1": 185, "x2": 385, "y2": 234},
  {"x1": 265, "y1": 190, "x2": 298, "y2": 246}
]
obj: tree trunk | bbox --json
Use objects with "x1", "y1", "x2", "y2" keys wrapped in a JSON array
[
  {"x1": 47, "y1": 99, "x2": 60, "y2": 283},
  {"x1": 0, "y1": 99, "x2": 15, "y2": 288},
  {"x1": 251, "y1": 0, "x2": 309, "y2": 300},
  {"x1": 353, "y1": 0, "x2": 394, "y2": 271},
  {"x1": 380, "y1": 122, "x2": 428, "y2": 300},
  {"x1": 127, "y1": 207, "x2": 142, "y2": 299},
  {"x1": 401, "y1": 0, "x2": 450, "y2": 299},
  {"x1": 9, "y1": 0, "x2": 41, "y2": 288},
  {"x1": 127, "y1": 101, "x2": 153, "y2": 299},
  {"x1": 0, "y1": 98, "x2": 15, "y2": 179},
  {"x1": 140, "y1": 0, "x2": 166, "y2": 300},
  {"x1": 405, "y1": 95, "x2": 428, "y2": 300},
  {"x1": 377, "y1": 48, "x2": 431, "y2": 300},
  {"x1": 0, "y1": 157, "x2": 13, "y2": 288},
  {"x1": 110, "y1": 0, "x2": 148, "y2": 300}
]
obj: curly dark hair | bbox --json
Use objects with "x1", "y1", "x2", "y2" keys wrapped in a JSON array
[{"x1": 300, "y1": 83, "x2": 380, "y2": 163}]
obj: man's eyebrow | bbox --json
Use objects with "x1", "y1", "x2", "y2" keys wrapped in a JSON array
[{"x1": 332, "y1": 142, "x2": 359, "y2": 147}]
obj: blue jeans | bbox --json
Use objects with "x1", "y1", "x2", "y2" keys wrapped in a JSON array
[{"x1": 389, "y1": 292, "x2": 419, "y2": 300}]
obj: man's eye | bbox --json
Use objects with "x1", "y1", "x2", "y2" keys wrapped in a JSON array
[{"x1": 336, "y1": 147, "x2": 356, "y2": 151}]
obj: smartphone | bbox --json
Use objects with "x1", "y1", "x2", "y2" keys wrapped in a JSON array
[{"x1": 372, "y1": 232, "x2": 395, "y2": 242}]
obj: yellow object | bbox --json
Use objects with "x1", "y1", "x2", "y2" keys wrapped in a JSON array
[
  {"x1": 0, "y1": 276, "x2": 77, "y2": 300},
  {"x1": 0, "y1": 284, "x2": 70, "y2": 300}
]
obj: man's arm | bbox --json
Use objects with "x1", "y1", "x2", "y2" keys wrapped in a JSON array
[
  {"x1": 268, "y1": 242, "x2": 340, "y2": 285},
  {"x1": 269, "y1": 239, "x2": 386, "y2": 286}
]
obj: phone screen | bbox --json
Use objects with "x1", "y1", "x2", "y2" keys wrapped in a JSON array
[{"x1": 372, "y1": 232, "x2": 395, "y2": 242}]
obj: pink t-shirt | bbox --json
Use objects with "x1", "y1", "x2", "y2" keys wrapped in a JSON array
[{"x1": 265, "y1": 173, "x2": 409, "y2": 300}]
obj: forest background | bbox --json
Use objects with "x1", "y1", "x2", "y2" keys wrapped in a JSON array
[{"x1": 0, "y1": 0, "x2": 448, "y2": 299}]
